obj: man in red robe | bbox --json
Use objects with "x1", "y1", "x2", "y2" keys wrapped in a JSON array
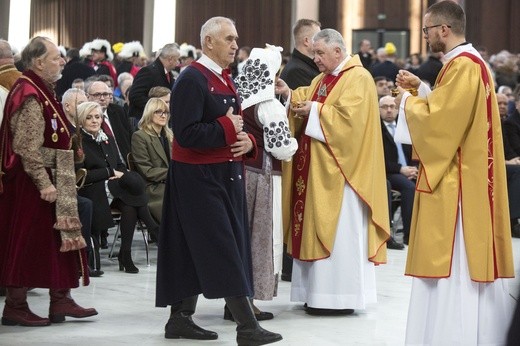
[{"x1": 0, "y1": 37, "x2": 97, "y2": 326}]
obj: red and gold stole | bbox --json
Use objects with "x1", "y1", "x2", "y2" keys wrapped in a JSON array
[{"x1": 290, "y1": 72, "x2": 344, "y2": 259}]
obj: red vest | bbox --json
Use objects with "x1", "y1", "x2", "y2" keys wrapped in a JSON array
[{"x1": 1, "y1": 70, "x2": 72, "y2": 174}]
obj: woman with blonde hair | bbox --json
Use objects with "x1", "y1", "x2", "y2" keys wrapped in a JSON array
[
  {"x1": 131, "y1": 98, "x2": 173, "y2": 226},
  {"x1": 76, "y1": 101, "x2": 158, "y2": 273}
]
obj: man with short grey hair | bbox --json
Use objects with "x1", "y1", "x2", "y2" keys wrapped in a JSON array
[
  {"x1": 156, "y1": 16, "x2": 281, "y2": 345},
  {"x1": 276, "y1": 28, "x2": 390, "y2": 316},
  {"x1": 128, "y1": 43, "x2": 180, "y2": 121}
]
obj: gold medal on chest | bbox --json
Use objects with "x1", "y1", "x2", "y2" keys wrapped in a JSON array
[{"x1": 51, "y1": 133, "x2": 58, "y2": 142}]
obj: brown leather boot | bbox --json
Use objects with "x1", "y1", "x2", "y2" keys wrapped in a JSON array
[
  {"x1": 49, "y1": 289, "x2": 98, "y2": 323},
  {"x1": 2, "y1": 287, "x2": 50, "y2": 326}
]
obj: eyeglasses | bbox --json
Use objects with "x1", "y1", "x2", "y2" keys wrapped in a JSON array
[
  {"x1": 380, "y1": 105, "x2": 396, "y2": 110},
  {"x1": 422, "y1": 24, "x2": 451, "y2": 35},
  {"x1": 89, "y1": 92, "x2": 113, "y2": 99},
  {"x1": 154, "y1": 110, "x2": 169, "y2": 117}
]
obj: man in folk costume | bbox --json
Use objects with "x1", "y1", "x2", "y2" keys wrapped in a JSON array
[
  {"x1": 155, "y1": 17, "x2": 281, "y2": 345},
  {"x1": 90, "y1": 38, "x2": 118, "y2": 88},
  {"x1": 275, "y1": 29, "x2": 390, "y2": 315},
  {"x1": 0, "y1": 37, "x2": 97, "y2": 326},
  {"x1": 394, "y1": 1, "x2": 515, "y2": 344},
  {"x1": 116, "y1": 41, "x2": 146, "y2": 77}
]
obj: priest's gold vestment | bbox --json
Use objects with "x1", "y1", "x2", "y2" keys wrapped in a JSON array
[
  {"x1": 403, "y1": 53, "x2": 514, "y2": 282},
  {"x1": 282, "y1": 55, "x2": 390, "y2": 264}
]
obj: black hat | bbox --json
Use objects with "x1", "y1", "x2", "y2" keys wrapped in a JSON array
[{"x1": 108, "y1": 171, "x2": 148, "y2": 207}]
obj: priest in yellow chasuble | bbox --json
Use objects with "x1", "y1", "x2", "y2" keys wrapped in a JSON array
[
  {"x1": 275, "y1": 28, "x2": 390, "y2": 316},
  {"x1": 394, "y1": 1, "x2": 514, "y2": 345}
]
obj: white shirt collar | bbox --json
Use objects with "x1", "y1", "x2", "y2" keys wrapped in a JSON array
[
  {"x1": 198, "y1": 54, "x2": 225, "y2": 77},
  {"x1": 331, "y1": 55, "x2": 352, "y2": 76},
  {"x1": 443, "y1": 43, "x2": 484, "y2": 65}
]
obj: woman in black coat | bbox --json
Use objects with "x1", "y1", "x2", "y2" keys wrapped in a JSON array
[{"x1": 76, "y1": 102, "x2": 158, "y2": 274}]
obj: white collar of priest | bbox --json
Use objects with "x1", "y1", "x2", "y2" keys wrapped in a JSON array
[{"x1": 330, "y1": 55, "x2": 351, "y2": 76}]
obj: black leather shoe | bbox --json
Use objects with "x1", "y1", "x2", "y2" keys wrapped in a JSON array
[
  {"x1": 387, "y1": 237, "x2": 405, "y2": 250},
  {"x1": 224, "y1": 304, "x2": 274, "y2": 321},
  {"x1": 164, "y1": 313, "x2": 218, "y2": 340},
  {"x1": 281, "y1": 273, "x2": 292, "y2": 282},
  {"x1": 305, "y1": 307, "x2": 354, "y2": 316},
  {"x1": 89, "y1": 268, "x2": 104, "y2": 277}
]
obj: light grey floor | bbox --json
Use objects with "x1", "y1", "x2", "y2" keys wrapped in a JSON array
[{"x1": 1, "y1": 231, "x2": 519, "y2": 346}]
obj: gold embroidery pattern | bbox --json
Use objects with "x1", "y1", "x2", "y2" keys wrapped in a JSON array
[
  {"x1": 485, "y1": 82, "x2": 491, "y2": 99},
  {"x1": 293, "y1": 200, "x2": 305, "y2": 237},
  {"x1": 296, "y1": 175, "x2": 305, "y2": 196}
]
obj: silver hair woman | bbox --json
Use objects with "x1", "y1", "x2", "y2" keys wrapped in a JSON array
[{"x1": 76, "y1": 101, "x2": 159, "y2": 275}]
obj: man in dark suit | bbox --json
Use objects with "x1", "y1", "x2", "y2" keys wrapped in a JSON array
[
  {"x1": 128, "y1": 43, "x2": 180, "y2": 122},
  {"x1": 278, "y1": 18, "x2": 321, "y2": 282},
  {"x1": 379, "y1": 95, "x2": 417, "y2": 246}
]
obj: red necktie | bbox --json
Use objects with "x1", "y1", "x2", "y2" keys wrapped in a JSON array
[
  {"x1": 166, "y1": 72, "x2": 171, "y2": 84},
  {"x1": 101, "y1": 118, "x2": 114, "y2": 138}
]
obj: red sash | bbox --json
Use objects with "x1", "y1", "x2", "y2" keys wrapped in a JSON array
[{"x1": 290, "y1": 72, "x2": 344, "y2": 259}]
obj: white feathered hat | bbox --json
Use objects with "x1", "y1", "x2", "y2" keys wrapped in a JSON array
[
  {"x1": 118, "y1": 41, "x2": 146, "y2": 59},
  {"x1": 79, "y1": 41, "x2": 92, "y2": 58},
  {"x1": 179, "y1": 43, "x2": 197, "y2": 59},
  {"x1": 58, "y1": 45, "x2": 67, "y2": 58},
  {"x1": 90, "y1": 38, "x2": 114, "y2": 61}
]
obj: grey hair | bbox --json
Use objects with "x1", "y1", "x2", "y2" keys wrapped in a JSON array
[
  {"x1": 21, "y1": 36, "x2": 51, "y2": 69},
  {"x1": 312, "y1": 29, "x2": 346, "y2": 54},
  {"x1": 0, "y1": 39, "x2": 13, "y2": 59},
  {"x1": 159, "y1": 43, "x2": 180, "y2": 59},
  {"x1": 61, "y1": 88, "x2": 86, "y2": 106},
  {"x1": 200, "y1": 17, "x2": 235, "y2": 48},
  {"x1": 117, "y1": 72, "x2": 133, "y2": 86}
]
